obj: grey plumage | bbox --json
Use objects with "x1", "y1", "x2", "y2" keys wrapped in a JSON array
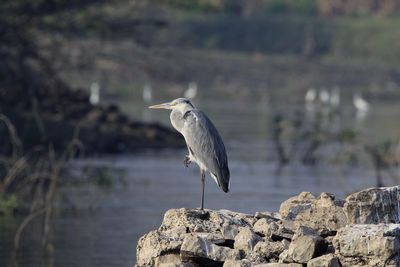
[{"x1": 149, "y1": 98, "x2": 230, "y2": 209}]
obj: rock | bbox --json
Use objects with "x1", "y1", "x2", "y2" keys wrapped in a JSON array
[
  {"x1": 281, "y1": 239, "x2": 290, "y2": 250},
  {"x1": 333, "y1": 224, "x2": 400, "y2": 266},
  {"x1": 287, "y1": 226, "x2": 328, "y2": 263},
  {"x1": 160, "y1": 208, "x2": 254, "y2": 234},
  {"x1": 251, "y1": 240, "x2": 285, "y2": 263},
  {"x1": 280, "y1": 192, "x2": 347, "y2": 235},
  {"x1": 180, "y1": 234, "x2": 240, "y2": 264},
  {"x1": 223, "y1": 259, "x2": 252, "y2": 267},
  {"x1": 158, "y1": 263, "x2": 196, "y2": 267},
  {"x1": 279, "y1": 192, "x2": 316, "y2": 219},
  {"x1": 136, "y1": 230, "x2": 184, "y2": 266},
  {"x1": 279, "y1": 249, "x2": 291, "y2": 263},
  {"x1": 136, "y1": 188, "x2": 400, "y2": 267},
  {"x1": 270, "y1": 221, "x2": 294, "y2": 241},
  {"x1": 253, "y1": 263, "x2": 303, "y2": 267},
  {"x1": 344, "y1": 186, "x2": 400, "y2": 224},
  {"x1": 234, "y1": 228, "x2": 262, "y2": 256},
  {"x1": 307, "y1": 254, "x2": 340, "y2": 267},
  {"x1": 255, "y1": 211, "x2": 281, "y2": 221},
  {"x1": 254, "y1": 218, "x2": 275, "y2": 237}
]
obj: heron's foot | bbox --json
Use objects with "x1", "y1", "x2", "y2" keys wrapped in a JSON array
[{"x1": 183, "y1": 155, "x2": 191, "y2": 167}]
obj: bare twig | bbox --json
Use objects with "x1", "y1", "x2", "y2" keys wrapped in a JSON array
[
  {"x1": 0, "y1": 114, "x2": 23, "y2": 159},
  {"x1": 14, "y1": 207, "x2": 46, "y2": 250}
]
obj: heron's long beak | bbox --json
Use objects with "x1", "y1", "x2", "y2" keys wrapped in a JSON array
[{"x1": 148, "y1": 102, "x2": 173, "y2": 109}]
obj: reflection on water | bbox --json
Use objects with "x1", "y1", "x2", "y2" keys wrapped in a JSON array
[{"x1": 1, "y1": 92, "x2": 400, "y2": 267}]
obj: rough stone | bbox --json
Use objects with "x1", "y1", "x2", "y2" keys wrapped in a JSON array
[
  {"x1": 160, "y1": 208, "x2": 254, "y2": 234},
  {"x1": 254, "y1": 218, "x2": 276, "y2": 237},
  {"x1": 136, "y1": 230, "x2": 184, "y2": 266},
  {"x1": 136, "y1": 187, "x2": 400, "y2": 267},
  {"x1": 307, "y1": 254, "x2": 340, "y2": 267},
  {"x1": 279, "y1": 249, "x2": 291, "y2": 263},
  {"x1": 287, "y1": 226, "x2": 328, "y2": 263},
  {"x1": 180, "y1": 234, "x2": 240, "y2": 264},
  {"x1": 234, "y1": 228, "x2": 262, "y2": 256},
  {"x1": 280, "y1": 192, "x2": 347, "y2": 235},
  {"x1": 255, "y1": 211, "x2": 281, "y2": 221},
  {"x1": 344, "y1": 186, "x2": 400, "y2": 224},
  {"x1": 158, "y1": 263, "x2": 197, "y2": 267},
  {"x1": 270, "y1": 221, "x2": 294, "y2": 241},
  {"x1": 333, "y1": 224, "x2": 400, "y2": 267},
  {"x1": 223, "y1": 259, "x2": 252, "y2": 267},
  {"x1": 279, "y1": 192, "x2": 316, "y2": 219},
  {"x1": 251, "y1": 240, "x2": 285, "y2": 263},
  {"x1": 253, "y1": 263, "x2": 303, "y2": 267}
]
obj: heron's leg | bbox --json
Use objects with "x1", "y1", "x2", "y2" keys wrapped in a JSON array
[
  {"x1": 183, "y1": 155, "x2": 191, "y2": 167},
  {"x1": 200, "y1": 169, "x2": 205, "y2": 210}
]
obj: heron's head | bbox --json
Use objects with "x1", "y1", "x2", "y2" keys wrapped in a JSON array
[{"x1": 149, "y1": 98, "x2": 194, "y2": 111}]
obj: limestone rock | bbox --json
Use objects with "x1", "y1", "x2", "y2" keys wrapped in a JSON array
[
  {"x1": 280, "y1": 192, "x2": 347, "y2": 235},
  {"x1": 287, "y1": 226, "x2": 328, "y2": 263},
  {"x1": 253, "y1": 263, "x2": 303, "y2": 267},
  {"x1": 254, "y1": 218, "x2": 276, "y2": 238},
  {"x1": 344, "y1": 186, "x2": 400, "y2": 224},
  {"x1": 136, "y1": 188, "x2": 400, "y2": 267},
  {"x1": 280, "y1": 192, "x2": 316, "y2": 220},
  {"x1": 234, "y1": 228, "x2": 262, "y2": 256},
  {"x1": 136, "y1": 229, "x2": 184, "y2": 266},
  {"x1": 279, "y1": 249, "x2": 291, "y2": 263},
  {"x1": 270, "y1": 221, "x2": 294, "y2": 241},
  {"x1": 160, "y1": 208, "x2": 254, "y2": 234},
  {"x1": 251, "y1": 240, "x2": 285, "y2": 263},
  {"x1": 255, "y1": 211, "x2": 281, "y2": 221},
  {"x1": 333, "y1": 224, "x2": 400, "y2": 266},
  {"x1": 180, "y1": 234, "x2": 241, "y2": 264},
  {"x1": 307, "y1": 254, "x2": 340, "y2": 267},
  {"x1": 223, "y1": 259, "x2": 252, "y2": 267}
]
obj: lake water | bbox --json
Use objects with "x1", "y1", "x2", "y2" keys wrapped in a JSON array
[{"x1": 1, "y1": 91, "x2": 400, "y2": 267}]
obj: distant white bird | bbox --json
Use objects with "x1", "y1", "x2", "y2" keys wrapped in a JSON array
[
  {"x1": 184, "y1": 82, "x2": 198, "y2": 99},
  {"x1": 353, "y1": 92, "x2": 370, "y2": 113},
  {"x1": 90, "y1": 82, "x2": 100, "y2": 105},
  {"x1": 319, "y1": 88, "x2": 330, "y2": 104},
  {"x1": 330, "y1": 87, "x2": 340, "y2": 108},
  {"x1": 142, "y1": 83, "x2": 153, "y2": 103},
  {"x1": 305, "y1": 88, "x2": 317, "y2": 103},
  {"x1": 353, "y1": 92, "x2": 370, "y2": 121}
]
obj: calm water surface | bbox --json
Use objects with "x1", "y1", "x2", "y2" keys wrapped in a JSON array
[{"x1": 1, "y1": 92, "x2": 400, "y2": 267}]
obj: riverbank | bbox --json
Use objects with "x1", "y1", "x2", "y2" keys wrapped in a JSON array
[
  {"x1": 0, "y1": 86, "x2": 183, "y2": 156},
  {"x1": 136, "y1": 186, "x2": 400, "y2": 266}
]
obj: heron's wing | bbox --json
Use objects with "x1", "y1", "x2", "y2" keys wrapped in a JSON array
[{"x1": 183, "y1": 110, "x2": 230, "y2": 192}]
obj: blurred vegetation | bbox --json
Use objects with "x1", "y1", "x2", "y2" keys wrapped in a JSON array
[{"x1": 271, "y1": 108, "x2": 400, "y2": 188}]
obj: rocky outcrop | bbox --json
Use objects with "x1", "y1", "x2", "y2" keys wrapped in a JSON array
[
  {"x1": 344, "y1": 186, "x2": 400, "y2": 224},
  {"x1": 333, "y1": 224, "x2": 400, "y2": 266},
  {"x1": 136, "y1": 186, "x2": 400, "y2": 267}
]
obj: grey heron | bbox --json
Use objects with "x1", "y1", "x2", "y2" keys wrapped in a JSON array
[{"x1": 149, "y1": 98, "x2": 230, "y2": 210}]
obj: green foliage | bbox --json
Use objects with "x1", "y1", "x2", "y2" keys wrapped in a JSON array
[
  {"x1": 293, "y1": 0, "x2": 317, "y2": 15},
  {"x1": 0, "y1": 192, "x2": 18, "y2": 215}
]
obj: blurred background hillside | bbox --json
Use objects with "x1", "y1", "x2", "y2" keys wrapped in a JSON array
[{"x1": 1, "y1": 0, "x2": 400, "y2": 266}]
